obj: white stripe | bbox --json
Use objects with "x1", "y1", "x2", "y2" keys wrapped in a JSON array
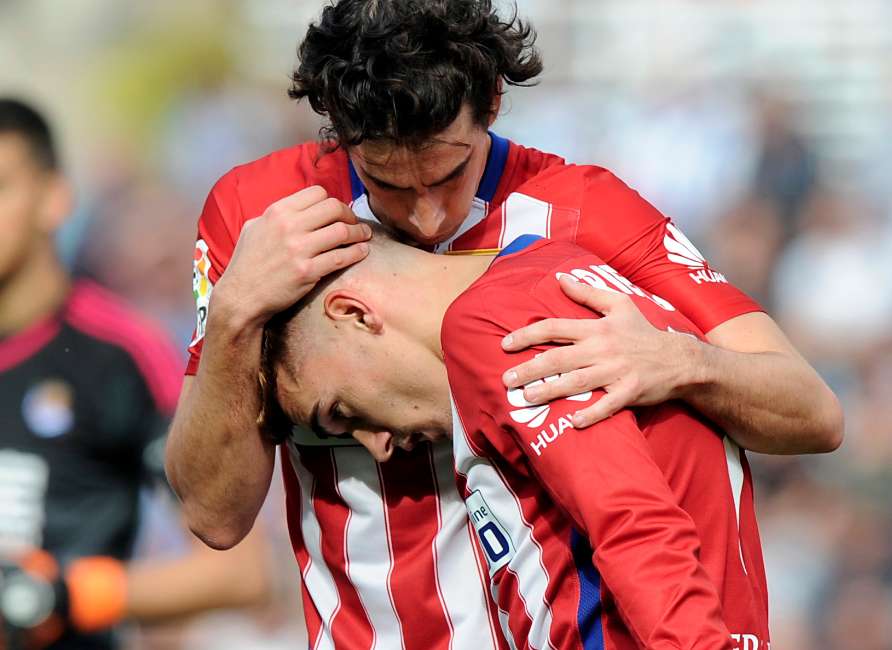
[
  {"x1": 498, "y1": 607, "x2": 519, "y2": 650},
  {"x1": 723, "y1": 437, "x2": 748, "y2": 574},
  {"x1": 333, "y1": 446, "x2": 405, "y2": 649},
  {"x1": 451, "y1": 396, "x2": 557, "y2": 650},
  {"x1": 350, "y1": 194, "x2": 381, "y2": 224},
  {"x1": 434, "y1": 196, "x2": 489, "y2": 254},
  {"x1": 429, "y1": 440, "x2": 501, "y2": 649},
  {"x1": 498, "y1": 192, "x2": 552, "y2": 249},
  {"x1": 286, "y1": 445, "x2": 340, "y2": 650}
]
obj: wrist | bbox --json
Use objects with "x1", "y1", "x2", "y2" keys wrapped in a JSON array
[
  {"x1": 668, "y1": 331, "x2": 713, "y2": 401},
  {"x1": 208, "y1": 281, "x2": 268, "y2": 335}
]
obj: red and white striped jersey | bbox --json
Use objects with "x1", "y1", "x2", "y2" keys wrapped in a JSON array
[
  {"x1": 443, "y1": 236, "x2": 770, "y2": 650},
  {"x1": 186, "y1": 134, "x2": 762, "y2": 649}
]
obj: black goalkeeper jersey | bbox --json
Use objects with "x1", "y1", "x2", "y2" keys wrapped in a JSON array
[{"x1": 0, "y1": 280, "x2": 182, "y2": 649}]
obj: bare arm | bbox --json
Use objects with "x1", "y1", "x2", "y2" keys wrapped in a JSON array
[
  {"x1": 164, "y1": 308, "x2": 275, "y2": 550},
  {"x1": 501, "y1": 278, "x2": 843, "y2": 455},
  {"x1": 681, "y1": 311, "x2": 843, "y2": 454},
  {"x1": 123, "y1": 520, "x2": 271, "y2": 622},
  {"x1": 165, "y1": 186, "x2": 371, "y2": 549}
]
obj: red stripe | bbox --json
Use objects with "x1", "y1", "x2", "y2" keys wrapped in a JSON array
[
  {"x1": 280, "y1": 451, "x2": 323, "y2": 645},
  {"x1": 301, "y1": 447, "x2": 374, "y2": 650},
  {"x1": 500, "y1": 567, "x2": 535, "y2": 650},
  {"x1": 64, "y1": 281, "x2": 182, "y2": 415},
  {"x1": 0, "y1": 315, "x2": 60, "y2": 372},
  {"x1": 378, "y1": 444, "x2": 453, "y2": 650},
  {"x1": 491, "y1": 457, "x2": 587, "y2": 650},
  {"x1": 375, "y1": 462, "x2": 405, "y2": 649},
  {"x1": 426, "y1": 445, "x2": 456, "y2": 645}
]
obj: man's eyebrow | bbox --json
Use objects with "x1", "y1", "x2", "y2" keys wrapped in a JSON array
[{"x1": 360, "y1": 154, "x2": 472, "y2": 191}]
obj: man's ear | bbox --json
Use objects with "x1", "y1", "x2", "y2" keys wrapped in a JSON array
[
  {"x1": 488, "y1": 85, "x2": 503, "y2": 126},
  {"x1": 323, "y1": 289, "x2": 384, "y2": 334},
  {"x1": 38, "y1": 173, "x2": 73, "y2": 235}
]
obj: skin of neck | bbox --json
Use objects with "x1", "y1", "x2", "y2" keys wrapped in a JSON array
[
  {"x1": 372, "y1": 250, "x2": 494, "y2": 361},
  {"x1": 0, "y1": 238, "x2": 69, "y2": 336}
]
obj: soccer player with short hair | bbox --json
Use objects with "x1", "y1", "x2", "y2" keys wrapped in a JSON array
[
  {"x1": 165, "y1": 1, "x2": 840, "y2": 648},
  {"x1": 258, "y1": 225, "x2": 770, "y2": 649},
  {"x1": 0, "y1": 99, "x2": 271, "y2": 650}
]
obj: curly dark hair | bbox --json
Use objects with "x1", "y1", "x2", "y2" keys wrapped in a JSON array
[{"x1": 290, "y1": 0, "x2": 542, "y2": 149}]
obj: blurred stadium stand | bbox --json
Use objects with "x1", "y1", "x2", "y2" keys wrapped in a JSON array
[{"x1": 1, "y1": 1, "x2": 890, "y2": 648}]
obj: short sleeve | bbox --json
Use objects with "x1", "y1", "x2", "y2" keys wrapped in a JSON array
[
  {"x1": 186, "y1": 171, "x2": 243, "y2": 375},
  {"x1": 574, "y1": 167, "x2": 763, "y2": 333}
]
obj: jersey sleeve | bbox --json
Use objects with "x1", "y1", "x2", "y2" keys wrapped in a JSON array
[
  {"x1": 186, "y1": 170, "x2": 244, "y2": 375},
  {"x1": 444, "y1": 287, "x2": 732, "y2": 649},
  {"x1": 574, "y1": 167, "x2": 762, "y2": 334}
]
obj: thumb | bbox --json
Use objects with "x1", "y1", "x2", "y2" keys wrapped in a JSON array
[{"x1": 557, "y1": 274, "x2": 621, "y2": 315}]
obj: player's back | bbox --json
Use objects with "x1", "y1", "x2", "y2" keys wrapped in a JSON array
[{"x1": 444, "y1": 237, "x2": 769, "y2": 649}]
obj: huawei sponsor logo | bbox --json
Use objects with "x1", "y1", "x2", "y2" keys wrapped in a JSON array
[
  {"x1": 507, "y1": 374, "x2": 592, "y2": 429},
  {"x1": 664, "y1": 223, "x2": 727, "y2": 285},
  {"x1": 506, "y1": 372, "x2": 594, "y2": 456}
]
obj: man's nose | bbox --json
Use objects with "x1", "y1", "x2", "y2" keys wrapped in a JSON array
[
  {"x1": 408, "y1": 194, "x2": 447, "y2": 239},
  {"x1": 354, "y1": 430, "x2": 394, "y2": 463}
]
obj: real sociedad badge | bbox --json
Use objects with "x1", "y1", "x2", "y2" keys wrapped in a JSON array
[{"x1": 22, "y1": 379, "x2": 74, "y2": 438}]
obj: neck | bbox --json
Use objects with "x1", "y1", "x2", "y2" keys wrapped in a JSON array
[
  {"x1": 409, "y1": 253, "x2": 494, "y2": 359},
  {"x1": 0, "y1": 244, "x2": 70, "y2": 336}
]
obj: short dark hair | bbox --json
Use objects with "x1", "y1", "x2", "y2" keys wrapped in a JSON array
[
  {"x1": 290, "y1": 0, "x2": 542, "y2": 149},
  {"x1": 0, "y1": 99, "x2": 59, "y2": 170}
]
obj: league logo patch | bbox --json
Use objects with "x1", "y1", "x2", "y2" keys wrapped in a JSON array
[
  {"x1": 22, "y1": 379, "x2": 74, "y2": 438},
  {"x1": 191, "y1": 239, "x2": 213, "y2": 346}
]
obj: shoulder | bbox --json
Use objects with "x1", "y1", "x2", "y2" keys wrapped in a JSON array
[
  {"x1": 494, "y1": 140, "x2": 566, "y2": 204},
  {"x1": 516, "y1": 163, "x2": 633, "y2": 202},
  {"x1": 209, "y1": 141, "x2": 353, "y2": 217},
  {"x1": 63, "y1": 280, "x2": 183, "y2": 415}
]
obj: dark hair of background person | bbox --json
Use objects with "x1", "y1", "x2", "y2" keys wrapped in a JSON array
[
  {"x1": 0, "y1": 98, "x2": 59, "y2": 170},
  {"x1": 290, "y1": 0, "x2": 542, "y2": 149}
]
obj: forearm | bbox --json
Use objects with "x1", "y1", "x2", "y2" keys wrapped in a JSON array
[
  {"x1": 675, "y1": 334, "x2": 843, "y2": 454},
  {"x1": 165, "y1": 291, "x2": 275, "y2": 548},
  {"x1": 533, "y1": 416, "x2": 731, "y2": 648},
  {"x1": 123, "y1": 524, "x2": 270, "y2": 622}
]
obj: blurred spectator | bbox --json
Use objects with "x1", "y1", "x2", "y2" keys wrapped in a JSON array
[
  {"x1": 708, "y1": 194, "x2": 785, "y2": 310},
  {"x1": 0, "y1": 98, "x2": 275, "y2": 650},
  {"x1": 77, "y1": 182, "x2": 196, "y2": 345},
  {"x1": 772, "y1": 186, "x2": 892, "y2": 363},
  {"x1": 751, "y1": 92, "x2": 820, "y2": 238}
]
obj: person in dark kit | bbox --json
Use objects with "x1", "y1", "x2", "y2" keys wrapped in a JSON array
[{"x1": 0, "y1": 98, "x2": 272, "y2": 650}]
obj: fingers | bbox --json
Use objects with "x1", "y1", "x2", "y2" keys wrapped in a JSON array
[
  {"x1": 304, "y1": 220, "x2": 373, "y2": 257},
  {"x1": 276, "y1": 185, "x2": 332, "y2": 213},
  {"x1": 292, "y1": 196, "x2": 360, "y2": 231},
  {"x1": 570, "y1": 383, "x2": 634, "y2": 428},
  {"x1": 558, "y1": 275, "x2": 627, "y2": 313},
  {"x1": 502, "y1": 344, "x2": 593, "y2": 389},
  {"x1": 518, "y1": 366, "x2": 613, "y2": 404},
  {"x1": 265, "y1": 187, "x2": 360, "y2": 231},
  {"x1": 502, "y1": 318, "x2": 599, "y2": 352},
  {"x1": 308, "y1": 241, "x2": 370, "y2": 278}
]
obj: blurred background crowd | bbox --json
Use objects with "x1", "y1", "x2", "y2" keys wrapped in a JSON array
[{"x1": 2, "y1": 0, "x2": 890, "y2": 648}]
